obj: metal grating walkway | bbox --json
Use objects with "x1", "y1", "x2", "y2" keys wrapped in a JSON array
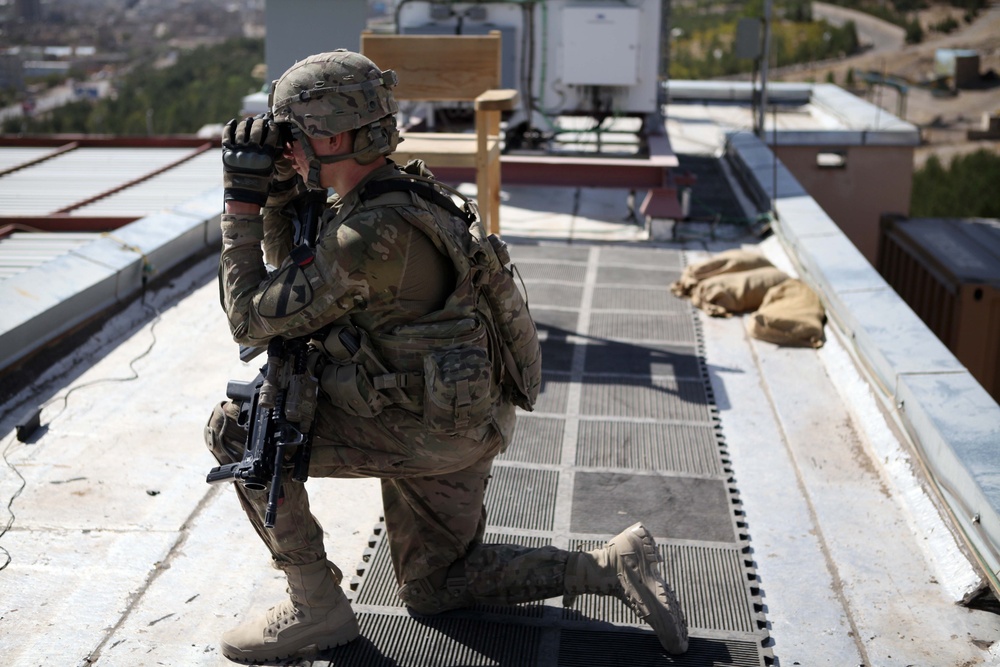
[{"x1": 317, "y1": 241, "x2": 772, "y2": 666}]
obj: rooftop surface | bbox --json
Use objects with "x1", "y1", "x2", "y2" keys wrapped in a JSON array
[{"x1": 1, "y1": 85, "x2": 999, "y2": 666}]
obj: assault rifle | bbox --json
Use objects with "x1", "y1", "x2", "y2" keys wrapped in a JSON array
[{"x1": 205, "y1": 188, "x2": 327, "y2": 528}]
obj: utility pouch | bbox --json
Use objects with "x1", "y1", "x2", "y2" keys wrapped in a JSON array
[
  {"x1": 374, "y1": 318, "x2": 497, "y2": 433},
  {"x1": 317, "y1": 325, "x2": 388, "y2": 418},
  {"x1": 320, "y1": 361, "x2": 387, "y2": 418},
  {"x1": 422, "y1": 339, "x2": 496, "y2": 433}
]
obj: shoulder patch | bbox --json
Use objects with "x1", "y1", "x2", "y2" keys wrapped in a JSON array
[{"x1": 258, "y1": 264, "x2": 313, "y2": 318}]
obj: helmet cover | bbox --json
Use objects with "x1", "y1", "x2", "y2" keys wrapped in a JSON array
[{"x1": 270, "y1": 49, "x2": 399, "y2": 138}]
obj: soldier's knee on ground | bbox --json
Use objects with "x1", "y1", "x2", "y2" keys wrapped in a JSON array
[
  {"x1": 396, "y1": 563, "x2": 474, "y2": 615},
  {"x1": 204, "y1": 400, "x2": 246, "y2": 465}
]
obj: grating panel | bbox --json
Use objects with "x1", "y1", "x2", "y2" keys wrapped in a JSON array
[
  {"x1": 350, "y1": 527, "x2": 400, "y2": 608},
  {"x1": 533, "y1": 374, "x2": 571, "y2": 414},
  {"x1": 599, "y1": 247, "x2": 685, "y2": 268},
  {"x1": 578, "y1": 376, "x2": 713, "y2": 421},
  {"x1": 530, "y1": 307, "x2": 581, "y2": 335},
  {"x1": 588, "y1": 312, "x2": 696, "y2": 343},
  {"x1": 485, "y1": 465, "x2": 559, "y2": 531},
  {"x1": 576, "y1": 420, "x2": 721, "y2": 475},
  {"x1": 559, "y1": 630, "x2": 764, "y2": 667},
  {"x1": 319, "y1": 612, "x2": 544, "y2": 666},
  {"x1": 583, "y1": 340, "x2": 701, "y2": 377},
  {"x1": 597, "y1": 265, "x2": 677, "y2": 287},
  {"x1": 523, "y1": 283, "x2": 585, "y2": 308},
  {"x1": 540, "y1": 340, "x2": 576, "y2": 372},
  {"x1": 571, "y1": 472, "x2": 736, "y2": 542},
  {"x1": 592, "y1": 286, "x2": 692, "y2": 313},
  {"x1": 666, "y1": 543, "x2": 757, "y2": 634},
  {"x1": 562, "y1": 540, "x2": 755, "y2": 634},
  {"x1": 499, "y1": 415, "x2": 565, "y2": 465},
  {"x1": 511, "y1": 245, "x2": 592, "y2": 262},
  {"x1": 514, "y1": 263, "x2": 588, "y2": 283}
]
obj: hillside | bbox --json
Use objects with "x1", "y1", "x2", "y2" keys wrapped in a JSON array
[{"x1": 783, "y1": 2, "x2": 1000, "y2": 167}]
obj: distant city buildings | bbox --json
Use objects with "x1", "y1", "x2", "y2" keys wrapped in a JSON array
[
  {"x1": 0, "y1": 0, "x2": 265, "y2": 94},
  {"x1": 14, "y1": 0, "x2": 42, "y2": 23}
]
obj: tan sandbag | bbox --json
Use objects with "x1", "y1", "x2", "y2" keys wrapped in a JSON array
[
  {"x1": 690, "y1": 266, "x2": 789, "y2": 317},
  {"x1": 671, "y1": 249, "x2": 773, "y2": 298},
  {"x1": 747, "y1": 279, "x2": 826, "y2": 348}
]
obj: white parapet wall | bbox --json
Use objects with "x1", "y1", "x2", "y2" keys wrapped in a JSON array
[{"x1": 725, "y1": 130, "x2": 1000, "y2": 594}]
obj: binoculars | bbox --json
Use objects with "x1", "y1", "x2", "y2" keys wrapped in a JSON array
[{"x1": 271, "y1": 117, "x2": 295, "y2": 147}]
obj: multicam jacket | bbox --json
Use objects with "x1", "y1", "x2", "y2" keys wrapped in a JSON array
[{"x1": 218, "y1": 161, "x2": 516, "y2": 441}]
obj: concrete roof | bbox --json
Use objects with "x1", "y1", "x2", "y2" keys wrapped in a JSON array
[{"x1": 1, "y1": 84, "x2": 999, "y2": 666}]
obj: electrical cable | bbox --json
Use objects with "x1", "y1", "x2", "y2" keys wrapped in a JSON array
[
  {"x1": 0, "y1": 432, "x2": 26, "y2": 571},
  {"x1": 0, "y1": 297, "x2": 162, "y2": 572}
]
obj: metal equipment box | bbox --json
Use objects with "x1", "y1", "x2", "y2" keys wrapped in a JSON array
[
  {"x1": 560, "y1": 5, "x2": 641, "y2": 86},
  {"x1": 878, "y1": 215, "x2": 1000, "y2": 401}
]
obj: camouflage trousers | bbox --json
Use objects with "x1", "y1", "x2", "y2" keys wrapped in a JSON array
[{"x1": 205, "y1": 399, "x2": 567, "y2": 612}]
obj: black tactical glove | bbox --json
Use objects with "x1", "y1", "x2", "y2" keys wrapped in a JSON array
[{"x1": 222, "y1": 113, "x2": 282, "y2": 207}]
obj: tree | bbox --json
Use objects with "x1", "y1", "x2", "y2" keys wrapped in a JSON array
[
  {"x1": 911, "y1": 150, "x2": 1000, "y2": 218},
  {"x1": 904, "y1": 18, "x2": 924, "y2": 44},
  {"x1": 8, "y1": 37, "x2": 263, "y2": 135}
]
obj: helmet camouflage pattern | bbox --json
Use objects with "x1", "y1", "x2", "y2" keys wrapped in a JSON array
[{"x1": 270, "y1": 50, "x2": 399, "y2": 138}]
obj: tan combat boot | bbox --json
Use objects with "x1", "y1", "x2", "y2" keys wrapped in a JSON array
[
  {"x1": 564, "y1": 522, "x2": 689, "y2": 655},
  {"x1": 220, "y1": 559, "x2": 360, "y2": 663}
]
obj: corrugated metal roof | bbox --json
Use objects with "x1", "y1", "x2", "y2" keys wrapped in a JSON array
[
  {"x1": 0, "y1": 231, "x2": 99, "y2": 280},
  {"x1": 0, "y1": 146, "x2": 205, "y2": 216},
  {"x1": 0, "y1": 147, "x2": 54, "y2": 172},
  {"x1": 0, "y1": 139, "x2": 222, "y2": 284},
  {"x1": 73, "y1": 150, "x2": 220, "y2": 217}
]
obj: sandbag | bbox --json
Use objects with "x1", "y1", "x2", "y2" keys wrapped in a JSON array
[
  {"x1": 690, "y1": 266, "x2": 789, "y2": 317},
  {"x1": 671, "y1": 249, "x2": 773, "y2": 298},
  {"x1": 747, "y1": 279, "x2": 826, "y2": 348}
]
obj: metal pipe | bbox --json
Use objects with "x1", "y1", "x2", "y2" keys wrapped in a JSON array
[{"x1": 757, "y1": 0, "x2": 772, "y2": 140}]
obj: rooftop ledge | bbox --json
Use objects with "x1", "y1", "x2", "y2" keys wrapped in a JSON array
[
  {"x1": 668, "y1": 81, "x2": 921, "y2": 146},
  {"x1": 0, "y1": 189, "x2": 222, "y2": 373},
  {"x1": 725, "y1": 129, "x2": 1000, "y2": 594}
]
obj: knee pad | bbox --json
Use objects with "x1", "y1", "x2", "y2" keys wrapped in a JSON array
[{"x1": 204, "y1": 400, "x2": 245, "y2": 464}]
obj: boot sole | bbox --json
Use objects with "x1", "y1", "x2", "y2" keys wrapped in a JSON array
[
  {"x1": 613, "y1": 522, "x2": 689, "y2": 655},
  {"x1": 221, "y1": 619, "x2": 360, "y2": 663}
]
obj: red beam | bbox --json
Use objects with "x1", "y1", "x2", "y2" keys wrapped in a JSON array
[
  {"x1": 0, "y1": 216, "x2": 138, "y2": 235},
  {"x1": 0, "y1": 141, "x2": 80, "y2": 177},
  {"x1": 431, "y1": 135, "x2": 680, "y2": 190},
  {"x1": 501, "y1": 155, "x2": 674, "y2": 189},
  {"x1": 430, "y1": 155, "x2": 678, "y2": 190}
]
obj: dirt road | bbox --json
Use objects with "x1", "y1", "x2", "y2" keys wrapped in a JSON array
[{"x1": 813, "y1": 1, "x2": 905, "y2": 53}]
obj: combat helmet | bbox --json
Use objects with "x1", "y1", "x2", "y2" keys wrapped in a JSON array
[{"x1": 270, "y1": 49, "x2": 400, "y2": 188}]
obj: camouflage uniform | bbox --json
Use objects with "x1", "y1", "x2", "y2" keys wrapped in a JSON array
[{"x1": 206, "y1": 159, "x2": 534, "y2": 601}]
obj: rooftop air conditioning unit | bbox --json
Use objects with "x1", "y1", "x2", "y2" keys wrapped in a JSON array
[{"x1": 878, "y1": 214, "x2": 1000, "y2": 402}]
